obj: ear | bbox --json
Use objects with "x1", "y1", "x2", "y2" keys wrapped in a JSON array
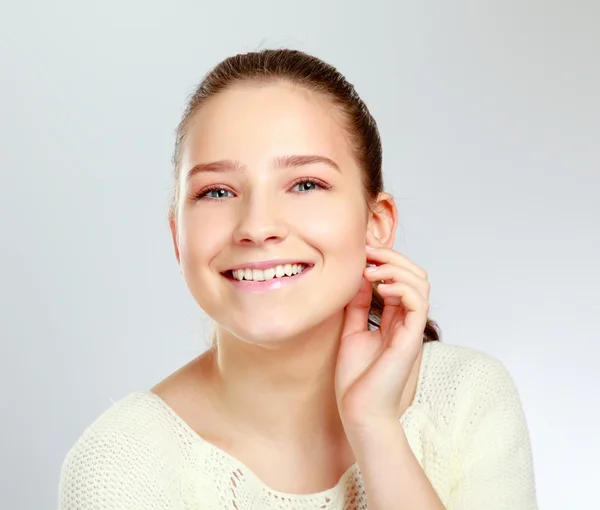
[
  {"x1": 169, "y1": 213, "x2": 182, "y2": 268},
  {"x1": 366, "y1": 192, "x2": 397, "y2": 248}
]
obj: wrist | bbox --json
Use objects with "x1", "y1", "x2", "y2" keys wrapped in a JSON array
[{"x1": 344, "y1": 418, "x2": 408, "y2": 454}]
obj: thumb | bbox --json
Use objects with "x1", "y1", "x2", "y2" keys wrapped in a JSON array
[{"x1": 341, "y1": 276, "x2": 373, "y2": 339}]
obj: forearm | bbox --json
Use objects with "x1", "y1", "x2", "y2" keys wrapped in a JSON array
[{"x1": 348, "y1": 421, "x2": 446, "y2": 510}]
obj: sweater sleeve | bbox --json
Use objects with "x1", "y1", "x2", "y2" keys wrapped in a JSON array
[
  {"x1": 447, "y1": 358, "x2": 538, "y2": 510},
  {"x1": 58, "y1": 405, "x2": 185, "y2": 510}
]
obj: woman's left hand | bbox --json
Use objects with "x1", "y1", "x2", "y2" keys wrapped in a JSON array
[{"x1": 335, "y1": 245, "x2": 431, "y2": 432}]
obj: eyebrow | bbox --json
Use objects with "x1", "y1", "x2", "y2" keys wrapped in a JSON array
[{"x1": 185, "y1": 154, "x2": 340, "y2": 181}]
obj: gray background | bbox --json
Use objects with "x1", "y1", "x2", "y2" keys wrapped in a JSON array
[{"x1": 1, "y1": 1, "x2": 598, "y2": 508}]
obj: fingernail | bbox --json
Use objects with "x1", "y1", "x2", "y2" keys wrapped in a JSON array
[
  {"x1": 365, "y1": 266, "x2": 378, "y2": 272},
  {"x1": 366, "y1": 245, "x2": 376, "y2": 251}
]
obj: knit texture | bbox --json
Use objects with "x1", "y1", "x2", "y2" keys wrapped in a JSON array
[{"x1": 59, "y1": 342, "x2": 538, "y2": 509}]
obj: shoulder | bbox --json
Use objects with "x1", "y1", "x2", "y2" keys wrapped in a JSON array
[
  {"x1": 419, "y1": 342, "x2": 523, "y2": 425},
  {"x1": 61, "y1": 391, "x2": 183, "y2": 455},
  {"x1": 423, "y1": 341, "x2": 516, "y2": 389},
  {"x1": 59, "y1": 392, "x2": 185, "y2": 509},
  {"x1": 418, "y1": 344, "x2": 537, "y2": 507}
]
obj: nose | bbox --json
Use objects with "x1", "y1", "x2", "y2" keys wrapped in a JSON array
[{"x1": 232, "y1": 194, "x2": 289, "y2": 246}]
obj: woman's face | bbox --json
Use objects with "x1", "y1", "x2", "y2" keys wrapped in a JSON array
[{"x1": 172, "y1": 82, "x2": 371, "y2": 346}]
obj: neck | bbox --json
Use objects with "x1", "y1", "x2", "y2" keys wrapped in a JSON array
[{"x1": 206, "y1": 312, "x2": 349, "y2": 451}]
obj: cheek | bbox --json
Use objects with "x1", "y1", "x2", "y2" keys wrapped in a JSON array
[
  {"x1": 294, "y1": 197, "x2": 367, "y2": 254},
  {"x1": 177, "y1": 212, "x2": 224, "y2": 268},
  {"x1": 176, "y1": 214, "x2": 227, "y2": 316},
  {"x1": 294, "y1": 199, "x2": 367, "y2": 296}
]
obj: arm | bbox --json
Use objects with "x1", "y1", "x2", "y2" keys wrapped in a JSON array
[
  {"x1": 349, "y1": 422, "x2": 446, "y2": 510},
  {"x1": 446, "y1": 362, "x2": 538, "y2": 510},
  {"x1": 349, "y1": 357, "x2": 538, "y2": 510}
]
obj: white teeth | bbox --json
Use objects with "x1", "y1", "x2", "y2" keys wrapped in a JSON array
[{"x1": 232, "y1": 264, "x2": 307, "y2": 281}]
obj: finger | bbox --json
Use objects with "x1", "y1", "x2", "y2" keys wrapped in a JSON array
[
  {"x1": 366, "y1": 246, "x2": 427, "y2": 280},
  {"x1": 341, "y1": 276, "x2": 373, "y2": 338},
  {"x1": 377, "y1": 281, "x2": 429, "y2": 311},
  {"x1": 377, "y1": 282, "x2": 430, "y2": 346},
  {"x1": 364, "y1": 264, "x2": 430, "y2": 301}
]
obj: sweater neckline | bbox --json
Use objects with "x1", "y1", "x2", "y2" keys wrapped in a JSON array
[{"x1": 138, "y1": 342, "x2": 432, "y2": 501}]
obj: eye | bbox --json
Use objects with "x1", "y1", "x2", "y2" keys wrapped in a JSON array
[
  {"x1": 194, "y1": 187, "x2": 234, "y2": 201},
  {"x1": 290, "y1": 178, "x2": 329, "y2": 193}
]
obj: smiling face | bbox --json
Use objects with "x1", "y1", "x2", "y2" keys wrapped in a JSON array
[{"x1": 172, "y1": 81, "x2": 372, "y2": 346}]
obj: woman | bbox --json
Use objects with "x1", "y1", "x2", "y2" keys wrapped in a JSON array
[{"x1": 59, "y1": 49, "x2": 537, "y2": 509}]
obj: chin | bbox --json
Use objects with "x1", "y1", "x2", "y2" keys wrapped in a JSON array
[{"x1": 220, "y1": 312, "x2": 332, "y2": 348}]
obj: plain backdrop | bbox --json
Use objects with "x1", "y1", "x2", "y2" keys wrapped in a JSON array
[{"x1": 1, "y1": 1, "x2": 598, "y2": 508}]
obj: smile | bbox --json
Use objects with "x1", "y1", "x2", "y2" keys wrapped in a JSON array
[
  {"x1": 222, "y1": 261, "x2": 313, "y2": 292},
  {"x1": 231, "y1": 263, "x2": 306, "y2": 281}
]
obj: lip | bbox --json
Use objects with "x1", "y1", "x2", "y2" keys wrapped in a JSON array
[{"x1": 224, "y1": 259, "x2": 314, "y2": 272}]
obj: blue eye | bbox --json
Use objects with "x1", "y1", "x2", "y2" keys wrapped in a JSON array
[
  {"x1": 207, "y1": 189, "x2": 232, "y2": 199},
  {"x1": 195, "y1": 187, "x2": 234, "y2": 200},
  {"x1": 291, "y1": 179, "x2": 326, "y2": 193}
]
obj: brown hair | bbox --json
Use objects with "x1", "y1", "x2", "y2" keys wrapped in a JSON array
[{"x1": 170, "y1": 49, "x2": 440, "y2": 343}]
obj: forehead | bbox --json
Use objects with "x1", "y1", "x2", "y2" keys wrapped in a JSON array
[{"x1": 180, "y1": 81, "x2": 357, "y2": 170}]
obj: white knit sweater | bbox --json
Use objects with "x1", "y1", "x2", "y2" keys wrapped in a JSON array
[{"x1": 59, "y1": 342, "x2": 538, "y2": 509}]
